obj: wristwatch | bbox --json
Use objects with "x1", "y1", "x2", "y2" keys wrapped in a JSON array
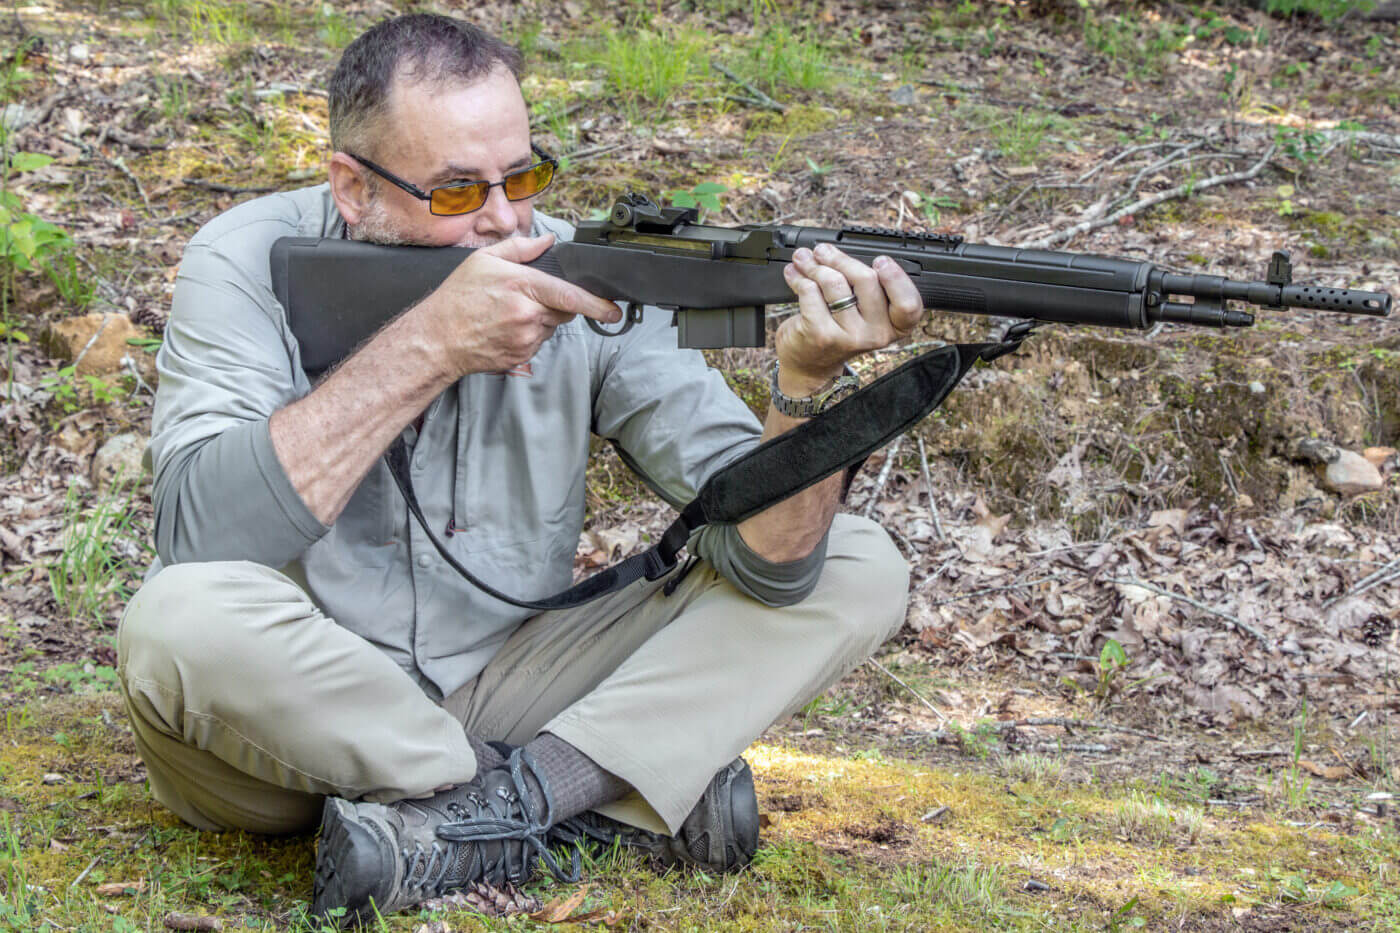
[{"x1": 769, "y1": 363, "x2": 861, "y2": 418}]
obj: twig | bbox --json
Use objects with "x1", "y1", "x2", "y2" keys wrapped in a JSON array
[
  {"x1": 1075, "y1": 141, "x2": 1174, "y2": 184},
  {"x1": 71, "y1": 856, "x2": 100, "y2": 887},
  {"x1": 915, "y1": 436, "x2": 946, "y2": 542},
  {"x1": 862, "y1": 434, "x2": 904, "y2": 518},
  {"x1": 1024, "y1": 144, "x2": 1277, "y2": 250},
  {"x1": 865, "y1": 658, "x2": 948, "y2": 724},
  {"x1": 710, "y1": 60, "x2": 785, "y2": 113},
  {"x1": 1103, "y1": 577, "x2": 1269, "y2": 647},
  {"x1": 1217, "y1": 449, "x2": 1240, "y2": 499},
  {"x1": 1016, "y1": 716, "x2": 1162, "y2": 740},
  {"x1": 1323, "y1": 555, "x2": 1400, "y2": 608},
  {"x1": 71, "y1": 314, "x2": 112, "y2": 371},
  {"x1": 110, "y1": 155, "x2": 151, "y2": 213},
  {"x1": 529, "y1": 101, "x2": 585, "y2": 127},
  {"x1": 122, "y1": 355, "x2": 155, "y2": 398},
  {"x1": 181, "y1": 178, "x2": 278, "y2": 195},
  {"x1": 563, "y1": 142, "x2": 626, "y2": 163}
]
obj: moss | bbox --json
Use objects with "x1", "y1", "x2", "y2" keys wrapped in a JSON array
[{"x1": 749, "y1": 103, "x2": 838, "y2": 136}]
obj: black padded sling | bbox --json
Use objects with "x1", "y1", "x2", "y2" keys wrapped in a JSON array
[{"x1": 387, "y1": 332, "x2": 1028, "y2": 611}]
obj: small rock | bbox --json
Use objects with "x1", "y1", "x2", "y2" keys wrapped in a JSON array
[
  {"x1": 1324, "y1": 449, "x2": 1384, "y2": 495},
  {"x1": 93, "y1": 432, "x2": 149, "y2": 490},
  {"x1": 1363, "y1": 446, "x2": 1397, "y2": 470},
  {"x1": 41, "y1": 312, "x2": 143, "y2": 377},
  {"x1": 1248, "y1": 380, "x2": 1266, "y2": 394},
  {"x1": 889, "y1": 84, "x2": 917, "y2": 106},
  {"x1": 1, "y1": 103, "x2": 34, "y2": 132},
  {"x1": 42, "y1": 773, "x2": 65, "y2": 785},
  {"x1": 62, "y1": 107, "x2": 87, "y2": 138},
  {"x1": 68, "y1": 43, "x2": 90, "y2": 63}
]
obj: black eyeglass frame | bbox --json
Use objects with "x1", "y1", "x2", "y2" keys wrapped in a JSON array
[{"x1": 346, "y1": 143, "x2": 558, "y2": 216}]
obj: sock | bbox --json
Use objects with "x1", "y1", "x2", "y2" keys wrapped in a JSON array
[
  {"x1": 518, "y1": 732, "x2": 629, "y2": 823},
  {"x1": 466, "y1": 733, "x2": 506, "y2": 775}
]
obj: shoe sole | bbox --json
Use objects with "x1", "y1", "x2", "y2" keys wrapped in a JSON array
[{"x1": 312, "y1": 796, "x2": 393, "y2": 928}]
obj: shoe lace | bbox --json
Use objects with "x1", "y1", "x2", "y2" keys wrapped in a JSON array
[{"x1": 432, "y1": 748, "x2": 581, "y2": 887}]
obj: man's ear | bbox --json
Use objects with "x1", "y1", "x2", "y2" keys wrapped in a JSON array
[{"x1": 328, "y1": 152, "x2": 368, "y2": 226}]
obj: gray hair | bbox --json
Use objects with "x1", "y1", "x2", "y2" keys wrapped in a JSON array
[{"x1": 328, "y1": 13, "x2": 523, "y2": 161}]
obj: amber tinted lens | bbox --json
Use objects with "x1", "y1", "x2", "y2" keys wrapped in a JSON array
[
  {"x1": 503, "y1": 161, "x2": 555, "y2": 200},
  {"x1": 430, "y1": 182, "x2": 488, "y2": 215}
]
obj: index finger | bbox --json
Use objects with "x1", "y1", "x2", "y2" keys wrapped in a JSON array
[{"x1": 518, "y1": 266, "x2": 623, "y2": 323}]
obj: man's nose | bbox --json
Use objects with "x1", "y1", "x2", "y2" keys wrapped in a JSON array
[{"x1": 474, "y1": 184, "x2": 518, "y2": 237}]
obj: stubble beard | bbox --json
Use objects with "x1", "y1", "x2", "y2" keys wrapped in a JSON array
[{"x1": 349, "y1": 196, "x2": 525, "y2": 249}]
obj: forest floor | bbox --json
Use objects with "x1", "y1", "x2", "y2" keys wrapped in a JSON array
[{"x1": 1, "y1": 0, "x2": 1398, "y2": 930}]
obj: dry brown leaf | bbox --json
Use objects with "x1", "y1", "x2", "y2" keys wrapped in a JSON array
[
  {"x1": 531, "y1": 883, "x2": 593, "y2": 924},
  {"x1": 96, "y1": 880, "x2": 147, "y2": 896},
  {"x1": 569, "y1": 908, "x2": 625, "y2": 926},
  {"x1": 163, "y1": 914, "x2": 223, "y2": 932},
  {"x1": 1148, "y1": 508, "x2": 1188, "y2": 536},
  {"x1": 1298, "y1": 760, "x2": 1350, "y2": 781}
]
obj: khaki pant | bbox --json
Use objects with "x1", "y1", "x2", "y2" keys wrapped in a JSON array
[{"x1": 117, "y1": 514, "x2": 908, "y2": 836}]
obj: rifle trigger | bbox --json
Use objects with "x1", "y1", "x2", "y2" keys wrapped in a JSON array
[{"x1": 587, "y1": 301, "x2": 644, "y2": 338}]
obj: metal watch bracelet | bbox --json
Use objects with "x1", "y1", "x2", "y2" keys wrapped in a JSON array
[{"x1": 768, "y1": 363, "x2": 861, "y2": 418}]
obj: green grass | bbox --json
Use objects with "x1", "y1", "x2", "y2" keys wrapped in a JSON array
[
  {"x1": 48, "y1": 480, "x2": 151, "y2": 626},
  {"x1": 0, "y1": 693, "x2": 1394, "y2": 930},
  {"x1": 594, "y1": 28, "x2": 710, "y2": 106}
]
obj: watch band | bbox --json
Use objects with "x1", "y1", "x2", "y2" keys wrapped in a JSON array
[{"x1": 769, "y1": 363, "x2": 861, "y2": 418}]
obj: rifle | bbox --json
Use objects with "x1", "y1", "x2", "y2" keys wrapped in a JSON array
[
  {"x1": 271, "y1": 192, "x2": 1390, "y2": 377},
  {"x1": 268, "y1": 193, "x2": 1392, "y2": 613}
]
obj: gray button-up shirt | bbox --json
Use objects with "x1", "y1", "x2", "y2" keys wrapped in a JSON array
[{"x1": 147, "y1": 184, "x2": 827, "y2": 698}]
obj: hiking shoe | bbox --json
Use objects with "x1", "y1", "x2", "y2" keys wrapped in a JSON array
[
  {"x1": 311, "y1": 749, "x2": 577, "y2": 927},
  {"x1": 549, "y1": 757, "x2": 759, "y2": 873}
]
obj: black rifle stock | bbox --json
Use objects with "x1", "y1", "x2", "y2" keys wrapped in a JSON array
[{"x1": 270, "y1": 193, "x2": 1391, "y2": 377}]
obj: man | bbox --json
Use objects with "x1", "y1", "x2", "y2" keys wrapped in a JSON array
[{"x1": 118, "y1": 13, "x2": 920, "y2": 926}]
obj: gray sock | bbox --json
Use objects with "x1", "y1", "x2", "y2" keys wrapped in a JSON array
[
  {"x1": 519, "y1": 733, "x2": 629, "y2": 823},
  {"x1": 466, "y1": 733, "x2": 506, "y2": 775}
]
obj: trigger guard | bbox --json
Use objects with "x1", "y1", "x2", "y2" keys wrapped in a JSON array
[{"x1": 587, "y1": 302, "x2": 644, "y2": 338}]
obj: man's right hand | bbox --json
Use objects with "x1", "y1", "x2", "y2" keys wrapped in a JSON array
[{"x1": 417, "y1": 234, "x2": 623, "y2": 378}]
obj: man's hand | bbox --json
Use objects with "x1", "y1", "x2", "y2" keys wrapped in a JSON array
[
  {"x1": 418, "y1": 234, "x2": 624, "y2": 378},
  {"x1": 777, "y1": 244, "x2": 923, "y2": 395}
]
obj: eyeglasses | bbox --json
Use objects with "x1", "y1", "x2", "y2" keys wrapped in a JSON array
[{"x1": 346, "y1": 143, "x2": 558, "y2": 216}]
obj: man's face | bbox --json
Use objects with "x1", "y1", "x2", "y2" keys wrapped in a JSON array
[{"x1": 351, "y1": 66, "x2": 536, "y2": 248}]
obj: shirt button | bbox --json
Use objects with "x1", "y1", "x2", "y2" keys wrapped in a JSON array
[{"x1": 416, "y1": 553, "x2": 432, "y2": 569}]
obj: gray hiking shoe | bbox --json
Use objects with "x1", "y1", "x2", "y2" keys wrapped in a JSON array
[
  {"x1": 311, "y1": 749, "x2": 577, "y2": 927},
  {"x1": 549, "y1": 757, "x2": 759, "y2": 873}
]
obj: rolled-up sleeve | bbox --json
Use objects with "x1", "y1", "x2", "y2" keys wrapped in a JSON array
[
  {"x1": 589, "y1": 312, "x2": 828, "y2": 606},
  {"x1": 149, "y1": 235, "x2": 328, "y2": 567}
]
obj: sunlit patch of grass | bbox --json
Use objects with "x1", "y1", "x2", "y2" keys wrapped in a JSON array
[
  {"x1": 1112, "y1": 790, "x2": 1204, "y2": 846},
  {"x1": 999, "y1": 752, "x2": 1065, "y2": 786}
]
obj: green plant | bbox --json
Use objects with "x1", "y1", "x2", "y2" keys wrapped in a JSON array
[
  {"x1": 743, "y1": 20, "x2": 830, "y2": 93},
  {"x1": 49, "y1": 477, "x2": 152, "y2": 625},
  {"x1": 668, "y1": 181, "x2": 727, "y2": 218},
  {"x1": 40, "y1": 365, "x2": 121, "y2": 413},
  {"x1": 1265, "y1": 0, "x2": 1373, "y2": 21},
  {"x1": 597, "y1": 28, "x2": 707, "y2": 105},
  {"x1": 1095, "y1": 637, "x2": 1129, "y2": 700},
  {"x1": 317, "y1": 2, "x2": 354, "y2": 48},
  {"x1": 1280, "y1": 697, "x2": 1313, "y2": 810},
  {"x1": 918, "y1": 193, "x2": 960, "y2": 227}
]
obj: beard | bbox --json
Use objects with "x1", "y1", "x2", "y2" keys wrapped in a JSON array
[
  {"x1": 348, "y1": 195, "x2": 525, "y2": 249},
  {"x1": 347, "y1": 195, "x2": 414, "y2": 247}
]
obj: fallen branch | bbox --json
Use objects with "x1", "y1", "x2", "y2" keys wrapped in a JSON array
[
  {"x1": 710, "y1": 60, "x2": 785, "y2": 113},
  {"x1": 1324, "y1": 556, "x2": 1400, "y2": 608},
  {"x1": 1023, "y1": 144, "x2": 1277, "y2": 250},
  {"x1": 1103, "y1": 576, "x2": 1269, "y2": 648}
]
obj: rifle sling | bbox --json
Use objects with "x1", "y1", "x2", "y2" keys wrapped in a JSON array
[{"x1": 386, "y1": 338, "x2": 1019, "y2": 612}]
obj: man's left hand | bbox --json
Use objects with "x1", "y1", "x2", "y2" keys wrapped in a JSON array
[{"x1": 777, "y1": 244, "x2": 923, "y2": 395}]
